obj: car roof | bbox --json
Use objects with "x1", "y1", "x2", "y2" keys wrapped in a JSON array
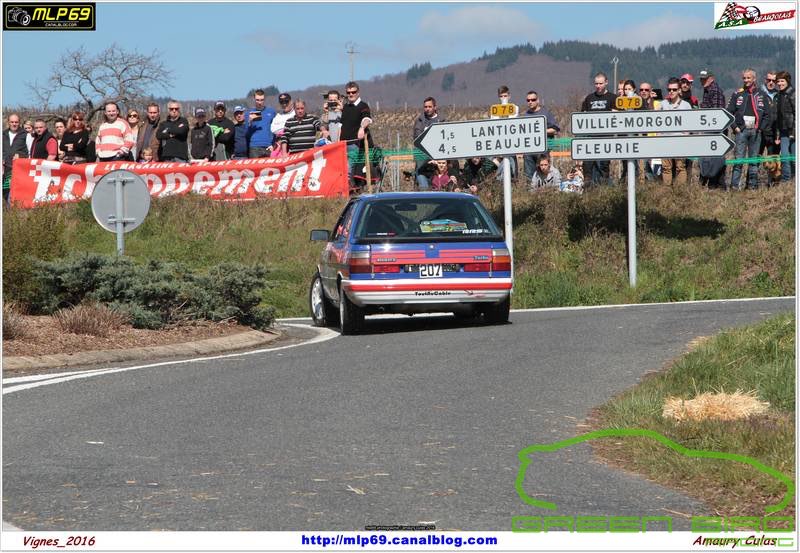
[{"x1": 358, "y1": 192, "x2": 476, "y2": 202}]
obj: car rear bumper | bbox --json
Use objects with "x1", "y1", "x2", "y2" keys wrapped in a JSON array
[{"x1": 342, "y1": 277, "x2": 512, "y2": 306}]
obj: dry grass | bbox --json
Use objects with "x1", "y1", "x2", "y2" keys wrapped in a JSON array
[
  {"x1": 662, "y1": 390, "x2": 770, "y2": 422},
  {"x1": 3, "y1": 303, "x2": 27, "y2": 340},
  {"x1": 53, "y1": 303, "x2": 129, "y2": 337}
]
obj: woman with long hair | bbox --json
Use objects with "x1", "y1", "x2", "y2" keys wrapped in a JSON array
[{"x1": 60, "y1": 111, "x2": 91, "y2": 164}]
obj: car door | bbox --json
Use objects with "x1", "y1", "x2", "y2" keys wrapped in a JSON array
[{"x1": 321, "y1": 200, "x2": 357, "y2": 301}]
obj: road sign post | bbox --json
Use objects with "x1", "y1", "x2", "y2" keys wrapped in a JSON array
[
  {"x1": 91, "y1": 170, "x2": 151, "y2": 256},
  {"x1": 570, "y1": 108, "x2": 734, "y2": 287}
]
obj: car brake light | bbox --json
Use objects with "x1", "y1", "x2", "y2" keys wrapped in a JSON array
[
  {"x1": 373, "y1": 264, "x2": 401, "y2": 273},
  {"x1": 464, "y1": 263, "x2": 490, "y2": 272},
  {"x1": 491, "y1": 248, "x2": 511, "y2": 272},
  {"x1": 348, "y1": 251, "x2": 371, "y2": 274}
]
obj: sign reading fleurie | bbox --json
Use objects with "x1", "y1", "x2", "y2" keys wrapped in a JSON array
[
  {"x1": 571, "y1": 135, "x2": 734, "y2": 160},
  {"x1": 414, "y1": 116, "x2": 548, "y2": 160},
  {"x1": 571, "y1": 108, "x2": 734, "y2": 136}
]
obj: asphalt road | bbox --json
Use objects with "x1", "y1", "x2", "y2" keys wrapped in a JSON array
[{"x1": 2, "y1": 298, "x2": 794, "y2": 531}]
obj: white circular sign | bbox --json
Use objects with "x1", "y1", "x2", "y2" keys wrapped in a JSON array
[{"x1": 90, "y1": 170, "x2": 151, "y2": 233}]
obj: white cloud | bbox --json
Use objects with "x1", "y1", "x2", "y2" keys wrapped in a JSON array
[
  {"x1": 419, "y1": 5, "x2": 542, "y2": 39},
  {"x1": 590, "y1": 14, "x2": 709, "y2": 48}
]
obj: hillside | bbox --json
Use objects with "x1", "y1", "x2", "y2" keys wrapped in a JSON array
[{"x1": 194, "y1": 36, "x2": 794, "y2": 112}]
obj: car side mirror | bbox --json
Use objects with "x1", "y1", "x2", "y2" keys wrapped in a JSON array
[{"x1": 310, "y1": 229, "x2": 330, "y2": 241}]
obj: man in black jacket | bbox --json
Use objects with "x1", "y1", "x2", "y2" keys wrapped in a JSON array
[
  {"x1": 157, "y1": 101, "x2": 189, "y2": 162},
  {"x1": 190, "y1": 108, "x2": 214, "y2": 161},
  {"x1": 3, "y1": 113, "x2": 28, "y2": 204},
  {"x1": 727, "y1": 68, "x2": 772, "y2": 190},
  {"x1": 209, "y1": 101, "x2": 235, "y2": 160},
  {"x1": 580, "y1": 72, "x2": 617, "y2": 186}
]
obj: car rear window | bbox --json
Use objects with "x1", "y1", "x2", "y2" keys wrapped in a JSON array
[{"x1": 354, "y1": 197, "x2": 503, "y2": 242}]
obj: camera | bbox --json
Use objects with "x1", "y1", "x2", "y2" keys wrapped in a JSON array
[
  {"x1": 327, "y1": 101, "x2": 338, "y2": 110},
  {"x1": 252, "y1": 110, "x2": 262, "y2": 120}
]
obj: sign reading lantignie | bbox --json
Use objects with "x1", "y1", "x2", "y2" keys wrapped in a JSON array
[{"x1": 4, "y1": 3, "x2": 95, "y2": 30}]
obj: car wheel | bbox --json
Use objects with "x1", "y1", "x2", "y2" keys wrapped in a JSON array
[
  {"x1": 483, "y1": 296, "x2": 510, "y2": 324},
  {"x1": 309, "y1": 272, "x2": 337, "y2": 327},
  {"x1": 339, "y1": 286, "x2": 364, "y2": 335}
]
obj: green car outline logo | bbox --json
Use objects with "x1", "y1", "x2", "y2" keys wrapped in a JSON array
[{"x1": 515, "y1": 428, "x2": 794, "y2": 515}]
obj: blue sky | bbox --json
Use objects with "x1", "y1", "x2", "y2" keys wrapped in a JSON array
[{"x1": 2, "y1": 1, "x2": 794, "y2": 107}]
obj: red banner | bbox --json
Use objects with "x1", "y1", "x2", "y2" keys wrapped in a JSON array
[{"x1": 10, "y1": 142, "x2": 348, "y2": 208}]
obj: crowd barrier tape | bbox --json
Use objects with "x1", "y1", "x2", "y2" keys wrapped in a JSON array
[{"x1": 10, "y1": 142, "x2": 348, "y2": 208}]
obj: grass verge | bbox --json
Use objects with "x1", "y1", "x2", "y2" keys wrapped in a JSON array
[
  {"x1": 589, "y1": 313, "x2": 795, "y2": 521},
  {"x1": 2, "y1": 181, "x2": 794, "y2": 318}
]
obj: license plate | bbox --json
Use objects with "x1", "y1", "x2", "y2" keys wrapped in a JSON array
[{"x1": 419, "y1": 264, "x2": 442, "y2": 278}]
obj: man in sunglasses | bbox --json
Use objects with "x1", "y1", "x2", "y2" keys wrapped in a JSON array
[
  {"x1": 339, "y1": 81, "x2": 373, "y2": 179},
  {"x1": 657, "y1": 78, "x2": 691, "y2": 187},
  {"x1": 157, "y1": 101, "x2": 190, "y2": 162},
  {"x1": 136, "y1": 102, "x2": 161, "y2": 162},
  {"x1": 523, "y1": 91, "x2": 560, "y2": 182}
]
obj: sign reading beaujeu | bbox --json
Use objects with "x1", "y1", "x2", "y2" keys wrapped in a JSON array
[{"x1": 4, "y1": 3, "x2": 95, "y2": 30}]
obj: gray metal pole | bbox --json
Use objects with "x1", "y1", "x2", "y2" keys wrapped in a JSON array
[
  {"x1": 499, "y1": 96, "x2": 514, "y2": 283},
  {"x1": 627, "y1": 160, "x2": 636, "y2": 287},
  {"x1": 114, "y1": 177, "x2": 125, "y2": 256}
]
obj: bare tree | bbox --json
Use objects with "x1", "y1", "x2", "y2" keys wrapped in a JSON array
[{"x1": 26, "y1": 43, "x2": 171, "y2": 125}]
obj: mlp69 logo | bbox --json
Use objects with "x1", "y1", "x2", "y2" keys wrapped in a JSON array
[{"x1": 4, "y1": 3, "x2": 95, "y2": 30}]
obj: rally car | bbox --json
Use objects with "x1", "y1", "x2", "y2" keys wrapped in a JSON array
[{"x1": 309, "y1": 192, "x2": 512, "y2": 334}]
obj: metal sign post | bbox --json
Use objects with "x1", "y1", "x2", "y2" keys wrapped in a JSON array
[{"x1": 627, "y1": 160, "x2": 636, "y2": 287}]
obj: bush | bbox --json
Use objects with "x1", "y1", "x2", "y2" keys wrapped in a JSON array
[
  {"x1": 2, "y1": 205, "x2": 68, "y2": 308},
  {"x1": 3, "y1": 303, "x2": 27, "y2": 340},
  {"x1": 53, "y1": 303, "x2": 129, "y2": 337},
  {"x1": 28, "y1": 254, "x2": 274, "y2": 330}
]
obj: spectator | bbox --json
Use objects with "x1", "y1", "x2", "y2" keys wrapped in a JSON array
[
  {"x1": 340, "y1": 81, "x2": 373, "y2": 175},
  {"x1": 139, "y1": 147, "x2": 154, "y2": 163},
  {"x1": 245, "y1": 89, "x2": 276, "y2": 158},
  {"x1": 679, "y1": 74, "x2": 699, "y2": 108},
  {"x1": 314, "y1": 123, "x2": 332, "y2": 147},
  {"x1": 208, "y1": 101, "x2": 235, "y2": 160},
  {"x1": 157, "y1": 100, "x2": 190, "y2": 162},
  {"x1": 728, "y1": 68, "x2": 772, "y2": 190},
  {"x1": 412, "y1": 96, "x2": 445, "y2": 190},
  {"x1": 530, "y1": 153, "x2": 562, "y2": 190},
  {"x1": 125, "y1": 110, "x2": 140, "y2": 160},
  {"x1": 280, "y1": 99, "x2": 321, "y2": 154},
  {"x1": 60, "y1": 111, "x2": 90, "y2": 164},
  {"x1": 23, "y1": 120, "x2": 34, "y2": 155},
  {"x1": 461, "y1": 157, "x2": 497, "y2": 190},
  {"x1": 699, "y1": 70, "x2": 725, "y2": 109},
  {"x1": 232, "y1": 106, "x2": 248, "y2": 159},
  {"x1": 560, "y1": 165, "x2": 584, "y2": 194},
  {"x1": 271, "y1": 92, "x2": 295, "y2": 140},
  {"x1": 321, "y1": 90, "x2": 343, "y2": 142},
  {"x1": 3, "y1": 113, "x2": 28, "y2": 204},
  {"x1": 638, "y1": 82, "x2": 661, "y2": 182},
  {"x1": 774, "y1": 71, "x2": 795, "y2": 184},
  {"x1": 759, "y1": 71, "x2": 780, "y2": 183},
  {"x1": 190, "y1": 107, "x2": 214, "y2": 161},
  {"x1": 492, "y1": 85, "x2": 518, "y2": 181},
  {"x1": 96, "y1": 101, "x2": 135, "y2": 161},
  {"x1": 53, "y1": 117, "x2": 66, "y2": 161},
  {"x1": 523, "y1": 90, "x2": 560, "y2": 182},
  {"x1": 617, "y1": 80, "x2": 626, "y2": 97},
  {"x1": 580, "y1": 72, "x2": 617, "y2": 186},
  {"x1": 619, "y1": 79, "x2": 642, "y2": 182},
  {"x1": 657, "y1": 77, "x2": 692, "y2": 186},
  {"x1": 430, "y1": 159, "x2": 458, "y2": 191},
  {"x1": 136, "y1": 103, "x2": 161, "y2": 162},
  {"x1": 29, "y1": 119, "x2": 58, "y2": 161}
]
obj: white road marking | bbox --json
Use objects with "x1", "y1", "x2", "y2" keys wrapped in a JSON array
[{"x1": 2, "y1": 324, "x2": 338, "y2": 395}]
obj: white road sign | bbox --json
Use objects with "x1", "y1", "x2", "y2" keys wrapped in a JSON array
[
  {"x1": 571, "y1": 135, "x2": 734, "y2": 160},
  {"x1": 414, "y1": 116, "x2": 548, "y2": 159},
  {"x1": 571, "y1": 109, "x2": 734, "y2": 136}
]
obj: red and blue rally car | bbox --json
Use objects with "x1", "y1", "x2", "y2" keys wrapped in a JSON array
[{"x1": 309, "y1": 192, "x2": 512, "y2": 334}]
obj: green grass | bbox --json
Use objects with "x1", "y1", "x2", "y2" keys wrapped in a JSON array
[
  {"x1": 591, "y1": 314, "x2": 795, "y2": 519},
  {"x1": 2, "y1": 178, "x2": 794, "y2": 318}
]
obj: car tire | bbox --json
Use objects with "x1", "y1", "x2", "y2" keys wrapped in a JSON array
[
  {"x1": 309, "y1": 272, "x2": 337, "y2": 327},
  {"x1": 483, "y1": 296, "x2": 510, "y2": 325},
  {"x1": 339, "y1": 286, "x2": 364, "y2": 335}
]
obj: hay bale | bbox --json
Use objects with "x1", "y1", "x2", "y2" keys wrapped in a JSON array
[{"x1": 662, "y1": 390, "x2": 769, "y2": 422}]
